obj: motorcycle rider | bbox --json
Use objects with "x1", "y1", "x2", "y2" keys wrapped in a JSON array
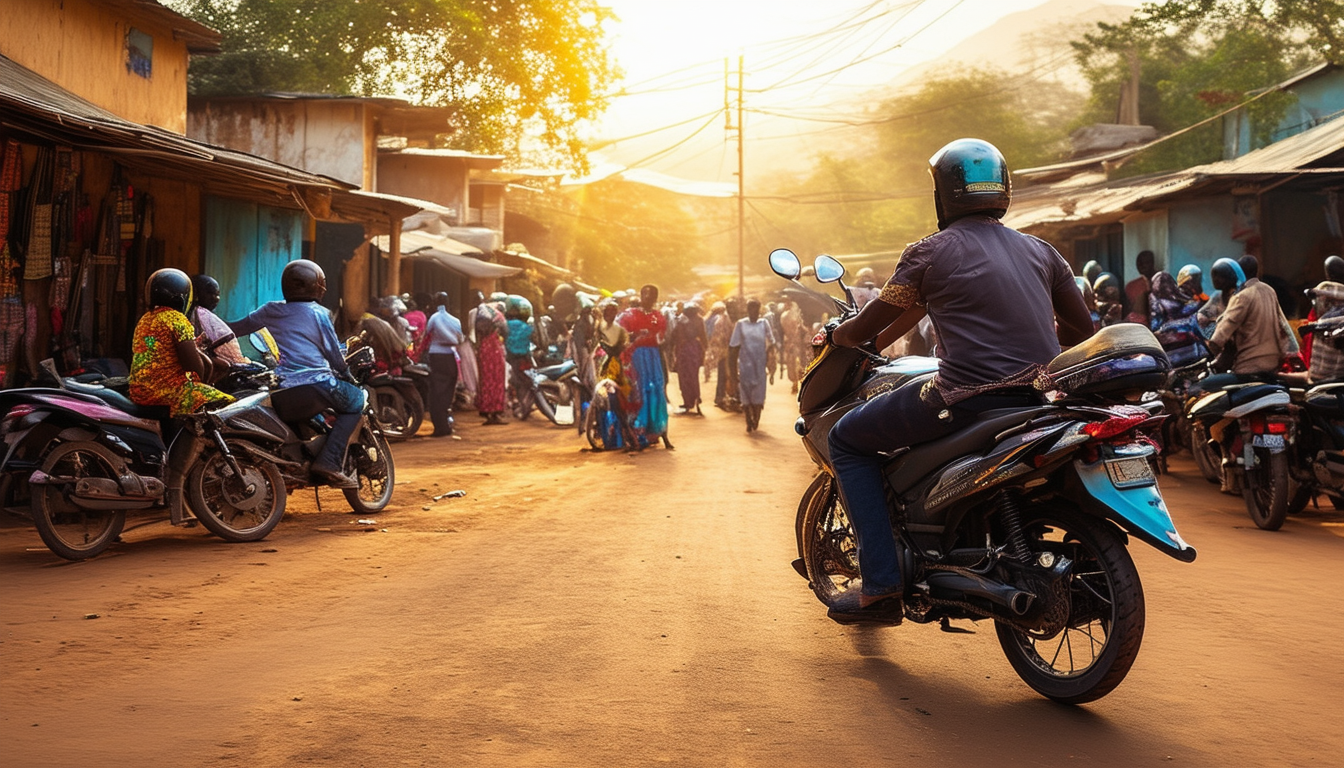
[
  {"x1": 129, "y1": 269, "x2": 234, "y2": 416},
  {"x1": 826, "y1": 138, "x2": 1094, "y2": 625},
  {"x1": 227, "y1": 260, "x2": 361, "y2": 488},
  {"x1": 1205, "y1": 254, "x2": 1297, "y2": 383},
  {"x1": 188, "y1": 274, "x2": 248, "y2": 380}
]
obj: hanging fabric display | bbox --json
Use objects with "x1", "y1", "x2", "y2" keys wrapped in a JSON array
[
  {"x1": 0, "y1": 138, "x2": 23, "y2": 385},
  {"x1": 23, "y1": 146, "x2": 54, "y2": 281}
]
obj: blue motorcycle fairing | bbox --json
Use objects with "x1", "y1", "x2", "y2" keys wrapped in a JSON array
[
  {"x1": 535, "y1": 360, "x2": 577, "y2": 379},
  {"x1": 1074, "y1": 457, "x2": 1197, "y2": 562}
]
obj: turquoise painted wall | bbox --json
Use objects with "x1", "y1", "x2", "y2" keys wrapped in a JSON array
[{"x1": 203, "y1": 196, "x2": 302, "y2": 322}]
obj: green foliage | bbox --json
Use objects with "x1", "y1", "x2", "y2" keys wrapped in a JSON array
[
  {"x1": 171, "y1": 0, "x2": 619, "y2": 171},
  {"x1": 757, "y1": 67, "x2": 1080, "y2": 256},
  {"x1": 1072, "y1": 0, "x2": 1338, "y2": 174},
  {"x1": 515, "y1": 180, "x2": 708, "y2": 292}
]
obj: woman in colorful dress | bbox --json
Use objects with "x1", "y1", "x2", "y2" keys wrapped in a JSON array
[
  {"x1": 1148, "y1": 270, "x2": 1207, "y2": 366},
  {"x1": 129, "y1": 269, "x2": 232, "y2": 417},
  {"x1": 618, "y1": 284, "x2": 673, "y2": 449},
  {"x1": 472, "y1": 291, "x2": 509, "y2": 425}
]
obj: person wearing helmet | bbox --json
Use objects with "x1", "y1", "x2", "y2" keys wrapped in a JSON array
[
  {"x1": 1176, "y1": 264, "x2": 1207, "y2": 303},
  {"x1": 1299, "y1": 255, "x2": 1344, "y2": 364},
  {"x1": 188, "y1": 274, "x2": 248, "y2": 378},
  {"x1": 1197, "y1": 257, "x2": 1246, "y2": 338},
  {"x1": 227, "y1": 260, "x2": 361, "y2": 488},
  {"x1": 824, "y1": 138, "x2": 1093, "y2": 625},
  {"x1": 1207, "y1": 254, "x2": 1298, "y2": 376},
  {"x1": 129, "y1": 269, "x2": 233, "y2": 416},
  {"x1": 1093, "y1": 272, "x2": 1123, "y2": 327}
]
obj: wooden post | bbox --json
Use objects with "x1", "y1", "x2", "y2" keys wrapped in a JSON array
[{"x1": 387, "y1": 219, "x2": 401, "y2": 295}]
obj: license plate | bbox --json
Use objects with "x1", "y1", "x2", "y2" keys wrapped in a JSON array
[
  {"x1": 1252, "y1": 433, "x2": 1285, "y2": 450},
  {"x1": 1106, "y1": 457, "x2": 1156, "y2": 488}
]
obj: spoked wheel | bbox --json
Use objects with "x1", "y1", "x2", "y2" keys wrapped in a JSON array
[
  {"x1": 344, "y1": 422, "x2": 395, "y2": 515},
  {"x1": 995, "y1": 509, "x2": 1144, "y2": 704},
  {"x1": 187, "y1": 441, "x2": 287, "y2": 542},
  {"x1": 1243, "y1": 449, "x2": 1289, "y2": 531},
  {"x1": 30, "y1": 441, "x2": 127, "y2": 560},
  {"x1": 371, "y1": 386, "x2": 422, "y2": 441},
  {"x1": 584, "y1": 381, "x2": 621, "y2": 451},
  {"x1": 1190, "y1": 422, "x2": 1222, "y2": 484},
  {"x1": 800, "y1": 482, "x2": 860, "y2": 606}
]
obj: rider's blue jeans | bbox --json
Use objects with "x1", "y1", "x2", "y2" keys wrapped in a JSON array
[{"x1": 828, "y1": 381, "x2": 1035, "y2": 596}]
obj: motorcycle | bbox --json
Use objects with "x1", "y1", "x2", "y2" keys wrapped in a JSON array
[
  {"x1": 0, "y1": 361, "x2": 287, "y2": 560},
  {"x1": 770, "y1": 248, "x2": 1195, "y2": 705},
  {"x1": 347, "y1": 334, "x2": 425, "y2": 441},
  {"x1": 1184, "y1": 375, "x2": 1295, "y2": 530},
  {"x1": 1282, "y1": 321, "x2": 1344, "y2": 513},
  {"x1": 509, "y1": 354, "x2": 582, "y2": 427},
  {"x1": 190, "y1": 346, "x2": 396, "y2": 518}
]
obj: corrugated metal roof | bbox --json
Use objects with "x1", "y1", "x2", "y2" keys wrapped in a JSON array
[
  {"x1": 373, "y1": 230, "x2": 520, "y2": 280},
  {"x1": 0, "y1": 54, "x2": 353, "y2": 205},
  {"x1": 95, "y1": 0, "x2": 222, "y2": 53},
  {"x1": 1006, "y1": 113, "x2": 1344, "y2": 231}
]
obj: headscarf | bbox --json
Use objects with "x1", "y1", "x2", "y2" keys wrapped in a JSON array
[
  {"x1": 1083, "y1": 260, "x2": 1102, "y2": 284},
  {"x1": 1211, "y1": 257, "x2": 1246, "y2": 291},
  {"x1": 1149, "y1": 271, "x2": 1187, "y2": 304}
]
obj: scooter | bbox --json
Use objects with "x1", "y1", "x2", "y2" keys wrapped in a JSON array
[
  {"x1": 0, "y1": 361, "x2": 286, "y2": 560},
  {"x1": 771, "y1": 248, "x2": 1193, "y2": 704},
  {"x1": 1184, "y1": 375, "x2": 1295, "y2": 530}
]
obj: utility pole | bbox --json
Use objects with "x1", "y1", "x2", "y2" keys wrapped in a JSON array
[{"x1": 726, "y1": 55, "x2": 745, "y2": 299}]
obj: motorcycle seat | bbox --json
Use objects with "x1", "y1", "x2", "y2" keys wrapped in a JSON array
[
  {"x1": 1226, "y1": 383, "x2": 1285, "y2": 407},
  {"x1": 884, "y1": 406, "x2": 1055, "y2": 494},
  {"x1": 535, "y1": 360, "x2": 576, "y2": 379},
  {"x1": 63, "y1": 380, "x2": 171, "y2": 421}
]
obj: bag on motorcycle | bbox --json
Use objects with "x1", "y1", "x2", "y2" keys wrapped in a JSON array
[{"x1": 1048, "y1": 323, "x2": 1171, "y2": 397}]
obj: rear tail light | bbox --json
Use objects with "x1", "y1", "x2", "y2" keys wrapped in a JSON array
[
  {"x1": 1082, "y1": 412, "x2": 1148, "y2": 440},
  {"x1": 1247, "y1": 414, "x2": 1292, "y2": 434}
]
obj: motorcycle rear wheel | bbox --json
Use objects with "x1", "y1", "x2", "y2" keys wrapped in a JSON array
[
  {"x1": 372, "y1": 386, "x2": 423, "y2": 441},
  {"x1": 1243, "y1": 449, "x2": 1289, "y2": 531},
  {"x1": 344, "y1": 424, "x2": 395, "y2": 515},
  {"x1": 30, "y1": 441, "x2": 126, "y2": 560},
  {"x1": 995, "y1": 508, "x2": 1144, "y2": 705},
  {"x1": 799, "y1": 481, "x2": 860, "y2": 606},
  {"x1": 187, "y1": 442, "x2": 287, "y2": 542}
]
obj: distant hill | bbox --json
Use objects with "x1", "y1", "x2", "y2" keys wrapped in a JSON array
[{"x1": 891, "y1": 0, "x2": 1134, "y2": 93}]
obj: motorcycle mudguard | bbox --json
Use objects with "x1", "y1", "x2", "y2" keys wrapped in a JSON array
[
  {"x1": 166, "y1": 430, "x2": 206, "y2": 525},
  {"x1": 1073, "y1": 458, "x2": 1197, "y2": 562}
]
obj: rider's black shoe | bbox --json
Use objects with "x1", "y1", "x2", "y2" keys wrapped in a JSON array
[{"x1": 827, "y1": 590, "x2": 904, "y2": 626}]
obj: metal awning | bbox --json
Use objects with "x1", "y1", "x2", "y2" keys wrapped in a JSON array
[{"x1": 374, "y1": 230, "x2": 520, "y2": 280}]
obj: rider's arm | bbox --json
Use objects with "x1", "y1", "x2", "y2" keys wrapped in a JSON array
[
  {"x1": 873, "y1": 304, "x2": 928, "y2": 351},
  {"x1": 316, "y1": 311, "x2": 350, "y2": 375},
  {"x1": 833, "y1": 293, "x2": 908, "y2": 348},
  {"x1": 175, "y1": 338, "x2": 209, "y2": 379},
  {"x1": 1209, "y1": 291, "x2": 1248, "y2": 354},
  {"x1": 1053, "y1": 281, "x2": 1095, "y2": 347}
]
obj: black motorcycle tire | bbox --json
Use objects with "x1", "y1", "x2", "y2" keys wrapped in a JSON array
[
  {"x1": 799, "y1": 480, "x2": 860, "y2": 606},
  {"x1": 1243, "y1": 449, "x2": 1289, "y2": 531},
  {"x1": 1287, "y1": 480, "x2": 1314, "y2": 515},
  {"x1": 1190, "y1": 422, "x2": 1222, "y2": 484},
  {"x1": 343, "y1": 424, "x2": 395, "y2": 515},
  {"x1": 995, "y1": 507, "x2": 1145, "y2": 705},
  {"x1": 795, "y1": 473, "x2": 830, "y2": 562},
  {"x1": 30, "y1": 441, "x2": 127, "y2": 561},
  {"x1": 533, "y1": 388, "x2": 558, "y2": 424},
  {"x1": 369, "y1": 385, "x2": 422, "y2": 441},
  {"x1": 186, "y1": 442, "x2": 287, "y2": 542}
]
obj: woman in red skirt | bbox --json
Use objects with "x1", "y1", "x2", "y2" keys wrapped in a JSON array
[{"x1": 472, "y1": 292, "x2": 509, "y2": 425}]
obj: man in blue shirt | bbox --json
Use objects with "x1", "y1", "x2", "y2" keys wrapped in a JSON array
[
  {"x1": 423, "y1": 292, "x2": 464, "y2": 437},
  {"x1": 228, "y1": 260, "x2": 362, "y2": 488}
]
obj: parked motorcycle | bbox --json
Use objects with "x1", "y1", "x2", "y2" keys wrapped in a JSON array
[
  {"x1": 509, "y1": 356, "x2": 582, "y2": 426},
  {"x1": 0, "y1": 362, "x2": 287, "y2": 560},
  {"x1": 346, "y1": 334, "x2": 424, "y2": 441},
  {"x1": 1282, "y1": 321, "x2": 1344, "y2": 512},
  {"x1": 191, "y1": 346, "x2": 396, "y2": 518},
  {"x1": 770, "y1": 248, "x2": 1195, "y2": 704},
  {"x1": 1184, "y1": 375, "x2": 1295, "y2": 529}
]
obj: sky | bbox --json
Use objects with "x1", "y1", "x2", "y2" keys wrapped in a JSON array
[{"x1": 588, "y1": 0, "x2": 1145, "y2": 187}]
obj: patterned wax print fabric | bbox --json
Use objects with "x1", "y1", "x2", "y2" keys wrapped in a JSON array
[
  {"x1": 1148, "y1": 271, "x2": 1207, "y2": 366},
  {"x1": 628, "y1": 346, "x2": 667, "y2": 441},
  {"x1": 129, "y1": 307, "x2": 232, "y2": 417},
  {"x1": 475, "y1": 332, "x2": 508, "y2": 414},
  {"x1": 730, "y1": 318, "x2": 776, "y2": 406}
]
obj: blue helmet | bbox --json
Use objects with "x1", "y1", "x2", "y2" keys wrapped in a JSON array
[{"x1": 929, "y1": 138, "x2": 1011, "y2": 230}]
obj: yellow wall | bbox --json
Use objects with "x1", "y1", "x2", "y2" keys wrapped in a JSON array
[{"x1": 0, "y1": 0, "x2": 191, "y2": 133}]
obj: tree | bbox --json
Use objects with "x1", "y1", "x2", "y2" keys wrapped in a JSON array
[
  {"x1": 757, "y1": 67, "x2": 1080, "y2": 256},
  {"x1": 171, "y1": 0, "x2": 619, "y2": 171},
  {"x1": 1072, "y1": 1, "x2": 1338, "y2": 174}
]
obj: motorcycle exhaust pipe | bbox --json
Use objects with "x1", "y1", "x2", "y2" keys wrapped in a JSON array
[{"x1": 925, "y1": 570, "x2": 1036, "y2": 616}]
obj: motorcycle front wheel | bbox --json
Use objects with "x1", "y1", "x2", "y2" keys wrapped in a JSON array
[
  {"x1": 373, "y1": 386, "x2": 423, "y2": 441},
  {"x1": 995, "y1": 508, "x2": 1144, "y2": 705},
  {"x1": 799, "y1": 481, "x2": 860, "y2": 606},
  {"x1": 1243, "y1": 448, "x2": 1289, "y2": 530},
  {"x1": 187, "y1": 441, "x2": 287, "y2": 542},
  {"x1": 30, "y1": 441, "x2": 127, "y2": 560},
  {"x1": 344, "y1": 423, "x2": 395, "y2": 515}
]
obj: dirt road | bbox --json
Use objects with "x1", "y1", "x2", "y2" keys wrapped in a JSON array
[{"x1": 3, "y1": 377, "x2": 1343, "y2": 766}]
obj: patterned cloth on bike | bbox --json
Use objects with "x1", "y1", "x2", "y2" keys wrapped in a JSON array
[
  {"x1": 596, "y1": 319, "x2": 635, "y2": 408},
  {"x1": 1148, "y1": 271, "x2": 1207, "y2": 366},
  {"x1": 1308, "y1": 281, "x2": 1344, "y2": 382},
  {"x1": 129, "y1": 307, "x2": 233, "y2": 417}
]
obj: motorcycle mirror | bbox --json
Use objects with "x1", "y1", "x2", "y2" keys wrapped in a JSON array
[
  {"x1": 768, "y1": 248, "x2": 801, "y2": 280},
  {"x1": 814, "y1": 255, "x2": 846, "y2": 284}
]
